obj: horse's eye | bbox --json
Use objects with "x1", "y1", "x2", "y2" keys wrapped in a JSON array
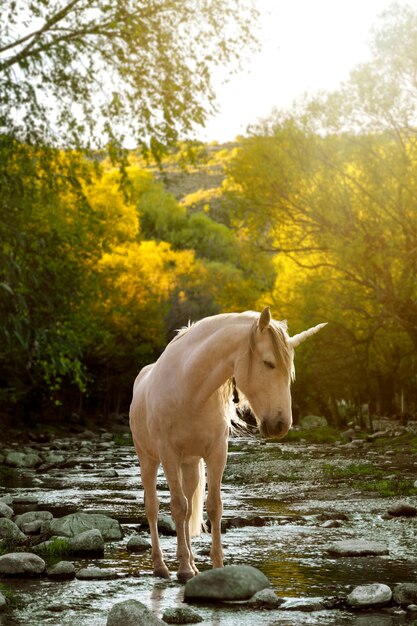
[{"x1": 264, "y1": 360, "x2": 275, "y2": 370}]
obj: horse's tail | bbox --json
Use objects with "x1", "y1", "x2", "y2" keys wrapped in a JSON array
[{"x1": 189, "y1": 459, "x2": 206, "y2": 538}]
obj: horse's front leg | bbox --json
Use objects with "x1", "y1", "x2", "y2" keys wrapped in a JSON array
[
  {"x1": 161, "y1": 453, "x2": 195, "y2": 582},
  {"x1": 205, "y1": 439, "x2": 227, "y2": 568}
]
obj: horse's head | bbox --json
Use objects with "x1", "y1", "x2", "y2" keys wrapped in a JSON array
[{"x1": 234, "y1": 307, "x2": 326, "y2": 439}]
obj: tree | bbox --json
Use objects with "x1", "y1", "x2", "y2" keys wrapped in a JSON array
[{"x1": 0, "y1": 0, "x2": 258, "y2": 157}]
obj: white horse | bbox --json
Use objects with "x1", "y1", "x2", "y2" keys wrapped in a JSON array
[{"x1": 129, "y1": 307, "x2": 325, "y2": 582}]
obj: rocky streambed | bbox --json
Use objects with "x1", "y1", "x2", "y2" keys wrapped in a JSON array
[{"x1": 0, "y1": 421, "x2": 417, "y2": 625}]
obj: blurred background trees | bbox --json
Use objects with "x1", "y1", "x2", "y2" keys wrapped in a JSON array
[{"x1": 1, "y1": 2, "x2": 417, "y2": 426}]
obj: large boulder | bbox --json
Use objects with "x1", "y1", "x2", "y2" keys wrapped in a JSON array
[
  {"x1": 0, "y1": 518, "x2": 27, "y2": 544},
  {"x1": 49, "y1": 512, "x2": 122, "y2": 541},
  {"x1": 184, "y1": 565, "x2": 270, "y2": 602},
  {"x1": 0, "y1": 552, "x2": 45, "y2": 576},
  {"x1": 347, "y1": 583, "x2": 392, "y2": 608},
  {"x1": 14, "y1": 511, "x2": 53, "y2": 530},
  {"x1": 298, "y1": 415, "x2": 328, "y2": 430},
  {"x1": 107, "y1": 599, "x2": 164, "y2": 625},
  {"x1": 68, "y1": 529, "x2": 104, "y2": 555}
]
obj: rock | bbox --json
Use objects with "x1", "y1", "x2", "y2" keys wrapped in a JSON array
[
  {"x1": 347, "y1": 583, "x2": 392, "y2": 608},
  {"x1": 387, "y1": 502, "x2": 417, "y2": 517},
  {"x1": 0, "y1": 496, "x2": 13, "y2": 507},
  {"x1": 393, "y1": 583, "x2": 417, "y2": 605},
  {"x1": 247, "y1": 588, "x2": 282, "y2": 608},
  {"x1": 299, "y1": 415, "x2": 328, "y2": 430},
  {"x1": 321, "y1": 520, "x2": 342, "y2": 528},
  {"x1": 317, "y1": 512, "x2": 349, "y2": 522},
  {"x1": 0, "y1": 592, "x2": 6, "y2": 611},
  {"x1": 40, "y1": 452, "x2": 65, "y2": 465},
  {"x1": 47, "y1": 561, "x2": 76, "y2": 580},
  {"x1": 184, "y1": 565, "x2": 270, "y2": 602},
  {"x1": 280, "y1": 597, "x2": 326, "y2": 611},
  {"x1": 326, "y1": 540, "x2": 389, "y2": 557},
  {"x1": 158, "y1": 514, "x2": 176, "y2": 536},
  {"x1": 107, "y1": 599, "x2": 165, "y2": 625},
  {"x1": 4, "y1": 451, "x2": 41, "y2": 468},
  {"x1": 22, "y1": 520, "x2": 43, "y2": 534},
  {"x1": 14, "y1": 511, "x2": 53, "y2": 530},
  {"x1": 49, "y1": 511, "x2": 123, "y2": 540},
  {"x1": 126, "y1": 534, "x2": 151, "y2": 552},
  {"x1": 68, "y1": 529, "x2": 104, "y2": 555},
  {"x1": 0, "y1": 503, "x2": 13, "y2": 519},
  {"x1": 162, "y1": 606, "x2": 203, "y2": 624},
  {"x1": 0, "y1": 552, "x2": 46, "y2": 576},
  {"x1": 0, "y1": 518, "x2": 27, "y2": 544},
  {"x1": 76, "y1": 566, "x2": 118, "y2": 580}
]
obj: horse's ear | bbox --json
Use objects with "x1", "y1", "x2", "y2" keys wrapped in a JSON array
[
  {"x1": 289, "y1": 323, "x2": 327, "y2": 348},
  {"x1": 258, "y1": 307, "x2": 271, "y2": 332}
]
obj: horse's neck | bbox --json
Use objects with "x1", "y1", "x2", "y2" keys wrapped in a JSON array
[{"x1": 171, "y1": 314, "x2": 251, "y2": 406}]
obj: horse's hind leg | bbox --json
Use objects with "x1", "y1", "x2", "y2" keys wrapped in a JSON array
[
  {"x1": 140, "y1": 455, "x2": 170, "y2": 579},
  {"x1": 161, "y1": 453, "x2": 195, "y2": 582},
  {"x1": 181, "y1": 460, "x2": 201, "y2": 576}
]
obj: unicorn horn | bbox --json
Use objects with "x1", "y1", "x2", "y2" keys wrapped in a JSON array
[{"x1": 289, "y1": 323, "x2": 327, "y2": 348}]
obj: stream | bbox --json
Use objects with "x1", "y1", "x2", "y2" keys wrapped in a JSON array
[{"x1": 0, "y1": 427, "x2": 417, "y2": 625}]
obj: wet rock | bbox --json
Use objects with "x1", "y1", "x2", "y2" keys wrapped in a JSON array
[
  {"x1": 326, "y1": 539, "x2": 389, "y2": 556},
  {"x1": 76, "y1": 566, "x2": 118, "y2": 580},
  {"x1": 0, "y1": 503, "x2": 13, "y2": 519},
  {"x1": 4, "y1": 450, "x2": 42, "y2": 468},
  {"x1": 317, "y1": 512, "x2": 349, "y2": 522},
  {"x1": 247, "y1": 588, "x2": 282, "y2": 608},
  {"x1": 99, "y1": 469, "x2": 119, "y2": 477},
  {"x1": 0, "y1": 496, "x2": 13, "y2": 507},
  {"x1": 12, "y1": 495, "x2": 39, "y2": 512},
  {"x1": 280, "y1": 597, "x2": 326, "y2": 611},
  {"x1": 126, "y1": 534, "x2": 151, "y2": 552},
  {"x1": 0, "y1": 552, "x2": 46, "y2": 576},
  {"x1": 0, "y1": 518, "x2": 27, "y2": 544},
  {"x1": 321, "y1": 520, "x2": 342, "y2": 528},
  {"x1": 184, "y1": 565, "x2": 270, "y2": 602},
  {"x1": 408, "y1": 604, "x2": 417, "y2": 612},
  {"x1": 387, "y1": 502, "x2": 417, "y2": 517},
  {"x1": 393, "y1": 583, "x2": 417, "y2": 605},
  {"x1": 68, "y1": 529, "x2": 104, "y2": 555},
  {"x1": 162, "y1": 606, "x2": 203, "y2": 623},
  {"x1": 47, "y1": 560, "x2": 76, "y2": 580},
  {"x1": 347, "y1": 583, "x2": 392, "y2": 608},
  {"x1": 107, "y1": 599, "x2": 165, "y2": 625},
  {"x1": 50, "y1": 511, "x2": 123, "y2": 540},
  {"x1": 299, "y1": 415, "x2": 328, "y2": 429},
  {"x1": 14, "y1": 510, "x2": 53, "y2": 530},
  {"x1": 158, "y1": 514, "x2": 176, "y2": 536},
  {"x1": 22, "y1": 520, "x2": 43, "y2": 534},
  {"x1": 0, "y1": 592, "x2": 6, "y2": 611}
]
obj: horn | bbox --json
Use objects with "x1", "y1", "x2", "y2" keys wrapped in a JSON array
[
  {"x1": 258, "y1": 306, "x2": 271, "y2": 332},
  {"x1": 289, "y1": 322, "x2": 327, "y2": 348}
]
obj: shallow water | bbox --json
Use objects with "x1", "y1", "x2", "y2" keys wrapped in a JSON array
[{"x1": 1, "y1": 435, "x2": 417, "y2": 625}]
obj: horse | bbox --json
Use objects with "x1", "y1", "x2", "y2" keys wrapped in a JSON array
[{"x1": 129, "y1": 307, "x2": 326, "y2": 582}]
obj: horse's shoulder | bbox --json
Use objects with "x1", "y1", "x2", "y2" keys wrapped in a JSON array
[{"x1": 133, "y1": 363, "x2": 155, "y2": 390}]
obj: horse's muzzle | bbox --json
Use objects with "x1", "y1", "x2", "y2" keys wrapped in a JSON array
[{"x1": 259, "y1": 415, "x2": 291, "y2": 439}]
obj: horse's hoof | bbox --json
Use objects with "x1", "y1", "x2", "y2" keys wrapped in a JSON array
[
  {"x1": 154, "y1": 566, "x2": 170, "y2": 579},
  {"x1": 177, "y1": 570, "x2": 195, "y2": 583}
]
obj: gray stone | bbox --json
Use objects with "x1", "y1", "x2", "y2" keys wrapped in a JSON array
[
  {"x1": 347, "y1": 583, "x2": 392, "y2": 607},
  {"x1": 4, "y1": 451, "x2": 41, "y2": 468},
  {"x1": 0, "y1": 592, "x2": 6, "y2": 611},
  {"x1": 0, "y1": 503, "x2": 13, "y2": 519},
  {"x1": 184, "y1": 565, "x2": 270, "y2": 602},
  {"x1": 0, "y1": 518, "x2": 27, "y2": 544},
  {"x1": 280, "y1": 597, "x2": 325, "y2": 611},
  {"x1": 162, "y1": 607, "x2": 203, "y2": 624},
  {"x1": 76, "y1": 566, "x2": 118, "y2": 580},
  {"x1": 50, "y1": 511, "x2": 123, "y2": 540},
  {"x1": 126, "y1": 534, "x2": 151, "y2": 552},
  {"x1": 0, "y1": 552, "x2": 45, "y2": 576},
  {"x1": 326, "y1": 540, "x2": 389, "y2": 556},
  {"x1": 15, "y1": 510, "x2": 53, "y2": 530},
  {"x1": 22, "y1": 520, "x2": 43, "y2": 534},
  {"x1": 107, "y1": 599, "x2": 165, "y2": 626},
  {"x1": 158, "y1": 514, "x2": 176, "y2": 536},
  {"x1": 393, "y1": 583, "x2": 417, "y2": 605},
  {"x1": 387, "y1": 502, "x2": 417, "y2": 517},
  {"x1": 247, "y1": 588, "x2": 282, "y2": 608},
  {"x1": 47, "y1": 561, "x2": 76, "y2": 579},
  {"x1": 68, "y1": 529, "x2": 104, "y2": 555},
  {"x1": 0, "y1": 496, "x2": 13, "y2": 506},
  {"x1": 299, "y1": 415, "x2": 328, "y2": 430}
]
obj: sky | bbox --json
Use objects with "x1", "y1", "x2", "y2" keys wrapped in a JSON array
[{"x1": 199, "y1": 0, "x2": 413, "y2": 142}]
